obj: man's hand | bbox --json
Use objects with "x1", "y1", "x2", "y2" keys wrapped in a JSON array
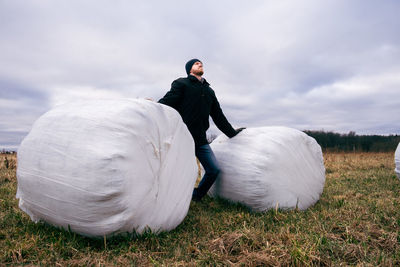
[{"x1": 232, "y1": 127, "x2": 246, "y2": 137}]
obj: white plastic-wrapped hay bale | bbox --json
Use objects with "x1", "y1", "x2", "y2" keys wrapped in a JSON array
[
  {"x1": 208, "y1": 126, "x2": 325, "y2": 211},
  {"x1": 16, "y1": 98, "x2": 198, "y2": 237},
  {"x1": 395, "y1": 143, "x2": 400, "y2": 179}
]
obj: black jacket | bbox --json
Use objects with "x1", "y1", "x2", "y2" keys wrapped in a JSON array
[{"x1": 159, "y1": 75, "x2": 237, "y2": 146}]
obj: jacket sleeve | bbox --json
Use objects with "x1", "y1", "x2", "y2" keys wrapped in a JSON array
[
  {"x1": 158, "y1": 80, "x2": 184, "y2": 109},
  {"x1": 210, "y1": 91, "x2": 237, "y2": 138}
]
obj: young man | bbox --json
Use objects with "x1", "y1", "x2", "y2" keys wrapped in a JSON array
[{"x1": 158, "y1": 59, "x2": 245, "y2": 201}]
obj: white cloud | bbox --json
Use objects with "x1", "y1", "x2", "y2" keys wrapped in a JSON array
[
  {"x1": 257, "y1": 70, "x2": 400, "y2": 134},
  {"x1": 305, "y1": 71, "x2": 400, "y2": 101},
  {"x1": 49, "y1": 86, "x2": 125, "y2": 106}
]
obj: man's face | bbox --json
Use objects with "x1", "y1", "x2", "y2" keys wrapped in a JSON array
[{"x1": 190, "y1": 61, "x2": 204, "y2": 76}]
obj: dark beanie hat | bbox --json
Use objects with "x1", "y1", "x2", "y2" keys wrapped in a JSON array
[{"x1": 185, "y1": 58, "x2": 201, "y2": 75}]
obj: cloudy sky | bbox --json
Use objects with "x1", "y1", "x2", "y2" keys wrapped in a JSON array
[{"x1": 1, "y1": 0, "x2": 399, "y2": 150}]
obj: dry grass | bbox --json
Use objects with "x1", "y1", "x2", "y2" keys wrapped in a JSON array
[{"x1": 1, "y1": 152, "x2": 399, "y2": 266}]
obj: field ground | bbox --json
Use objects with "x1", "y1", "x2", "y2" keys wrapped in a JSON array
[{"x1": 1, "y1": 152, "x2": 399, "y2": 266}]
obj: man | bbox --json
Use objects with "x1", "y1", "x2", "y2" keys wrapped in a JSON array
[{"x1": 158, "y1": 59, "x2": 245, "y2": 201}]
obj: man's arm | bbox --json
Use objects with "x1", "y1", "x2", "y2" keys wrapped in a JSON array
[
  {"x1": 158, "y1": 80, "x2": 184, "y2": 109},
  {"x1": 210, "y1": 92, "x2": 241, "y2": 138}
]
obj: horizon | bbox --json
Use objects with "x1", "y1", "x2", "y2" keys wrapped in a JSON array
[{"x1": 2, "y1": 128, "x2": 399, "y2": 152}]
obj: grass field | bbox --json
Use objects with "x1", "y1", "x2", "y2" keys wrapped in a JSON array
[{"x1": 1, "y1": 152, "x2": 399, "y2": 266}]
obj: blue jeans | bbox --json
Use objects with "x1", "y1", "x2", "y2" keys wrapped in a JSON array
[{"x1": 193, "y1": 144, "x2": 221, "y2": 199}]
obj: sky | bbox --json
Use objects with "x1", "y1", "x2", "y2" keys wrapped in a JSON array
[{"x1": 1, "y1": 0, "x2": 400, "y2": 150}]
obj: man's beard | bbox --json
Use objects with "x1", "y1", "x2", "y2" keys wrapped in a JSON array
[{"x1": 192, "y1": 69, "x2": 204, "y2": 76}]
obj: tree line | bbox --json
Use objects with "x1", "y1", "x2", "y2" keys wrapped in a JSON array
[{"x1": 303, "y1": 130, "x2": 400, "y2": 152}]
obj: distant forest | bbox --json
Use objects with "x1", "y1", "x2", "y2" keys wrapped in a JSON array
[{"x1": 304, "y1": 130, "x2": 400, "y2": 152}]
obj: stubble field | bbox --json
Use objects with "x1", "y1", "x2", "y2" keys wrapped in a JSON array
[{"x1": 0, "y1": 152, "x2": 399, "y2": 266}]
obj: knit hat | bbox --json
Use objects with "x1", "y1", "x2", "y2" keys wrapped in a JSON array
[{"x1": 185, "y1": 59, "x2": 202, "y2": 75}]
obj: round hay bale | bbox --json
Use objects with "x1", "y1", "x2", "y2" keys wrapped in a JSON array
[
  {"x1": 208, "y1": 126, "x2": 326, "y2": 211},
  {"x1": 16, "y1": 99, "x2": 197, "y2": 237},
  {"x1": 395, "y1": 142, "x2": 400, "y2": 179}
]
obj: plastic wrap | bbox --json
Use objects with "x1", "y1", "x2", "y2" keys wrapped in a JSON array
[
  {"x1": 395, "y1": 143, "x2": 400, "y2": 179},
  {"x1": 16, "y1": 99, "x2": 198, "y2": 237},
  {"x1": 208, "y1": 126, "x2": 326, "y2": 211}
]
